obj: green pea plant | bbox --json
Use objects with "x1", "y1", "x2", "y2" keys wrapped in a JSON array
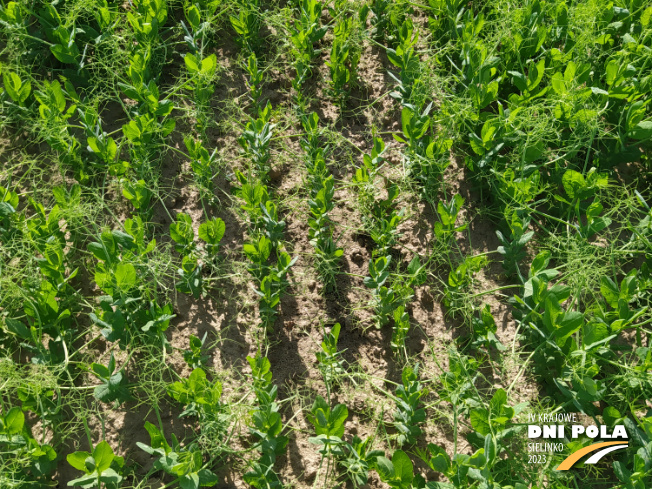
[
  {"x1": 301, "y1": 112, "x2": 343, "y2": 287},
  {"x1": 316, "y1": 322, "x2": 346, "y2": 395},
  {"x1": 234, "y1": 172, "x2": 296, "y2": 333},
  {"x1": 326, "y1": 17, "x2": 361, "y2": 111},
  {"x1": 386, "y1": 20, "x2": 421, "y2": 108},
  {"x1": 137, "y1": 422, "x2": 218, "y2": 489},
  {"x1": 183, "y1": 333, "x2": 210, "y2": 369},
  {"x1": 244, "y1": 355, "x2": 288, "y2": 489},
  {"x1": 89, "y1": 352, "x2": 132, "y2": 406},
  {"x1": 230, "y1": 0, "x2": 261, "y2": 55},
  {"x1": 0, "y1": 406, "x2": 58, "y2": 485},
  {"x1": 288, "y1": 0, "x2": 327, "y2": 106},
  {"x1": 238, "y1": 102, "x2": 275, "y2": 180},
  {"x1": 86, "y1": 219, "x2": 176, "y2": 349},
  {"x1": 67, "y1": 441, "x2": 124, "y2": 489},
  {"x1": 167, "y1": 368, "x2": 224, "y2": 421},
  {"x1": 185, "y1": 137, "x2": 219, "y2": 205},
  {"x1": 391, "y1": 364, "x2": 426, "y2": 447}
]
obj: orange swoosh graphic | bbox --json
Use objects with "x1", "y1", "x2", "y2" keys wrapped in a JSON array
[{"x1": 556, "y1": 441, "x2": 628, "y2": 470}]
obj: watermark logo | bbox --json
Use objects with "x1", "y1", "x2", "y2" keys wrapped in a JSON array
[
  {"x1": 556, "y1": 441, "x2": 629, "y2": 470},
  {"x1": 526, "y1": 412, "x2": 628, "y2": 470}
]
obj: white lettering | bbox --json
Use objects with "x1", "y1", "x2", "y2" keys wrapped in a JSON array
[
  {"x1": 543, "y1": 425, "x2": 557, "y2": 438},
  {"x1": 572, "y1": 425, "x2": 585, "y2": 438},
  {"x1": 600, "y1": 425, "x2": 612, "y2": 438},
  {"x1": 613, "y1": 425, "x2": 627, "y2": 439},
  {"x1": 529, "y1": 425, "x2": 542, "y2": 438}
]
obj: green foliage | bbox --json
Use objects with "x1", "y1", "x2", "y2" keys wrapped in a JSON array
[
  {"x1": 168, "y1": 368, "x2": 223, "y2": 419},
  {"x1": 0, "y1": 1, "x2": 27, "y2": 29},
  {"x1": 185, "y1": 137, "x2": 218, "y2": 200},
  {"x1": 238, "y1": 104, "x2": 275, "y2": 179},
  {"x1": 354, "y1": 137, "x2": 404, "y2": 264},
  {"x1": 170, "y1": 213, "x2": 224, "y2": 296},
  {"x1": 316, "y1": 323, "x2": 345, "y2": 386},
  {"x1": 289, "y1": 0, "x2": 327, "y2": 90},
  {"x1": 137, "y1": 422, "x2": 218, "y2": 489},
  {"x1": 36, "y1": 4, "x2": 83, "y2": 68},
  {"x1": 198, "y1": 217, "x2": 225, "y2": 256},
  {"x1": 444, "y1": 254, "x2": 489, "y2": 312},
  {"x1": 469, "y1": 388, "x2": 516, "y2": 436},
  {"x1": 308, "y1": 396, "x2": 348, "y2": 456},
  {"x1": 245, "y1": 53, "x2": 263, "y2": 107},
  {"x1": 386, "y1": 20, "x2": 421, "y2": 107},
  {"x1": 34, "y1": 79, "x2": 83, "y2": 177},
  {"x1": 87, "y1": 221, "x2": 178, "y2": 347},
  {"x1": 120, "y1": 53, "x2": 175, "y2": 119},
  {"x1": 508, "y1": 248, "x2": 652, "y2": 414},
  {"x1": 368, "y1": 183, "x2": 404, "y2": 256},
  {"x1": 184, "y1": 51, "x2": 217, "y2": 131},
  {"x1": 326, "y1": 17, "x2": 360, "y2": 107},
  {"x1": 1, "y1": 2, "x2": 651, "y2": 488},
  {"x1": 234, "y1": 170, "x2": 295, "y2": 331},
  {"x1": 338, "y1": 435, "x2": 383, "y2": 487},
  {"x1": 170, "y1": 213, "x2": 196, "y2": 256},
  {"x1": 127, "y1": 0, "x2": 167, "y2": 45},
  {"x1": 78, "y1": 108, "x2": 120, "y2": 172},
  {"x1": 439, "y1": 350, "x2": 480, "y2": 415},
  {"x1": 177, "y1": 255, "x2": 204, "y2": 299},
  {"x1": 183, "y1": 333, "x2": 209, "y2": 369},
  {"x1": 3, "y1": 70, "x2": 31, "y2": 105},
  {"x1": 470, "y1": 304, "x2": 505, "y2": 352},
  {"x1": 244, "y1": 355, "x2": 287, "y2": 489},
  {"x1": 364, "y1": 255, "x2": 400, "y2": 328},
  {"x1": 120, "y1": 87, "x2": 176, "y2": 179},
  {"x1": 301, "y1": 113, "x2": 343, "y2": 286},
  {"x1": 0, "y1": 185, "x2": 21, "y2": 242},
  {"x1": 242, "y1": 232, "x2": 296, "y2": 330},
  {"x1": 230, "y1": 0, "x2": 260, "y2": 54},
  {"x1": 121, "y1": 179, "x2": 152, "y2": 217},
  {"x1": 418, "y1": 388, "x2": 522, "y2": 488},
  {"x1": 17, "y1": 385, "x2": 60, "y2": 429},
  {"x1": 434, "y1": 194, "x2": 466, "y2": 242},
  {"x1": 0, "y1": 406, "x2": 57, "y2": 483},
  {"x1": 67, "y1": 441, "x2": 124, "y2": 488},
  {"x1": 5, "y1": 197, "x2": 78, "y2": 364},
  {"x1": 375, "y1": 449, "x2": 413, "y2": 489},
  {"x1": 392, "y1": 364, "x2": 426, "y2": 446},
  {"x1": 361, "y1": 0, "x2": 410, "y2": 44},
  {"x1": 613, "y1": 417, "x2": 652, "y2": 489},
  {"x1": 90, "y1": 353, "x2": 131, "y2": 405},
  {"x1": 417, "y1": 441, "x2": 488, "y2": 489},
  {"x1": 496, "y1": 209, "x2": 533, "y2": 278},
  {"x1": 353, "y1": 136, "x2": 386, "y2": 186},
  {"x1": 391, "y1": 305, "x2": 410, "y2": 353}
]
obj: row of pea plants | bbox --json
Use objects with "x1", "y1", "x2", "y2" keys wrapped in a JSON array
[
  {"x1": 352, "y1": 137, "x2": 425, "y2": 356},
  {"x1": 299, "y1": 112, "x2": 343, "y2": 288},
  {"x1": 308, "y1": 324, "x2": 431, "y2": 486},
  {"x1": 1, "y1": 2, "x2": 118, "y2": 183},
  {"x1": 118, "y1": 0, "x2": 174, "y2": 220},
  {"x1": 180, "y1": 0, "x2": 221, "y2": 209},
  {"x1": 288, "y1": 0, "x2": 327, "y2": 110},
  {"x1": 2, "y1": 186, "x2": 79, "y2": 366},
  {"x1": 233, "y1": 14, "x2": 296, "y2": 334},
  {"x1": 382, "y1": 17, "x2": 504, "y2": 352}
]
